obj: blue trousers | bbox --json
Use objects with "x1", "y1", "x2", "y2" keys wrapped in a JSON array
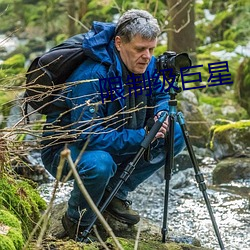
[{"x1": 41, "y1": 122, "x2": 185, "y2": 226}]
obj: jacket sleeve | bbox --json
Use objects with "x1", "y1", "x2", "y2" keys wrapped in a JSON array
[{"x1": 65, "y1": 60, "x2": 146, "y2": 156}]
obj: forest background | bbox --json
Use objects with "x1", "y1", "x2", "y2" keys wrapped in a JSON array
[{"x1": 0, "y1": 0, "x2": 250, "y2": 125}]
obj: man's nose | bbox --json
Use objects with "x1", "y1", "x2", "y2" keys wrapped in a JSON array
[{"x1": 142, "y1": 49, "x2": 151, "y2": 59}]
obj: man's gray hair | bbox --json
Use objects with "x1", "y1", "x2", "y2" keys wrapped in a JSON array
[{"x1": 115, "y1": 9, "x2": 160, "y2": 43}]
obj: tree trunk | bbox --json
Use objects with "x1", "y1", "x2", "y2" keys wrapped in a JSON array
[
  {"x1": 78, "y1": 0, "x2": 88, "y2": 20},
  {"x1": 67, "y1": 0, "x2": 76, "y2": 36},
  {"x1": 167, "y1": 0, "x2": 196, "y2": 63}
]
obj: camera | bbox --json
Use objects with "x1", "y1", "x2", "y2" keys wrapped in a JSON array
[{"x1": 156, "y1": 51, "x2": 192, "y2": 78}]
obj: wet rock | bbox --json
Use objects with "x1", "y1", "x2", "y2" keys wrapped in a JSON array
[
  {"x1": 170, "y1": 168, "x2": 193, "y2": 189},
  {"x1": 12, "y1": 150, "x2": 51, "y2": 183},
  {"x1": 213, "y1": 157, "x2": 250, "y2": 184},
  {"x1": 180, "y1": 90, "x2": 198, "y2": 105},
  {"x1": 179, "y1": 100, "x2": 211, "y2": 148}
]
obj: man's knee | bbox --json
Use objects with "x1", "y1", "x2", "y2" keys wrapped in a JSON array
[{"x1": 77, "y1": 150, "x2": 117, "y2": 181}]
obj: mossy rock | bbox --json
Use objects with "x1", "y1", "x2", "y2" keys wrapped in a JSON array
[
  {"x1": 43, "y1": 202, "x2": 211, "y2": 250},
  {"x1": 0, "y1": 174, "x2": 47, "y2": 239},
  {"x1": 209, "y1": 120, "x2": 250, "y2": 160},
  {"x1": 0, "y1": 209, "x2": 24, "y2": 250},
  {"x1": 107, "y1": 237, "x2": 211, "y2": 250}
]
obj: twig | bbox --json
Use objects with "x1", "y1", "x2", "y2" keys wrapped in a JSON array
[
  {"x1": 93, "y1": 225, "x2": 110, "y2": 250},
  {"x1": 61, "y1": 148, "x2": 124, "y2": 250},
  {"x1": 134, "y1": 220, "x2": 142, "y2": 250},
  {"x1": 68, "y1": 14, "x2": 89, "y2": 31}
]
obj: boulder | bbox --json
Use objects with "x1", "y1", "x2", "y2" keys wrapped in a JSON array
[
  {"x1": 213, "y1": 157, "x2": 250, "y2": 184},
  {"x1": 42, "y1": 201, "x2": 211, "y2": 250},
  {"x1": 179, "y1": 99, "x2": 211, "y2": 148},
  {"x1": 209, "y1": 120, "x2": 250, "y2": 160}
]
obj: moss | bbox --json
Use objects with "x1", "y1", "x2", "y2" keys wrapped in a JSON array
[
  {"x1": 212, "y1": 120, "x2": 250, "y2": 133},
  {"x1": 0, "y1": 235, "x2": 16, "y2": 250},
  {"x1": 0, "y1": 209, "x2": 24, "y2": 249},
  {"x1": 0, "y1": 174, "x2": 47, "y2": 239},
  {"x1": 0, "y1": 209, "x2": 21, "y2": 229},
  {"x1": 7, "y1": 228, "x2": 24, "y2": 249},
  {"x1": 106, "y1": 237, "x2": 209, "y2": 250},
  {"x1": 29, "y1": 239, "x2": 97, "y2": 250}
]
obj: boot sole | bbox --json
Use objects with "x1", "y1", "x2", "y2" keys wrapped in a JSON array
[{"x1": 105, "y1": 210, "x2": 140, "y2": 225}]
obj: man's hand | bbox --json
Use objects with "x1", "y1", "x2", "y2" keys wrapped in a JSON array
[{"x1": 154, "y1": 111, "x2": 169, "y2": 139}]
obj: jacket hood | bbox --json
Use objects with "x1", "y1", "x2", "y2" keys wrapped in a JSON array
[{"x1": 82, "y1": 21, "x2": 116, "y2": 65}]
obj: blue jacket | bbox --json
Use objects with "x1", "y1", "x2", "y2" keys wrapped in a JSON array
[{"x1": 44, "y1": 21, "x2": 170, "y2": 156}]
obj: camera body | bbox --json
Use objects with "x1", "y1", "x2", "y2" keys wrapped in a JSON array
[{"x1": 156, "y1": 51, "x2": 192, "y2": 77}]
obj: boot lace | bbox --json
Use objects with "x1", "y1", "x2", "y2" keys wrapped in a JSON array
[{"x1": 123, "y1": 200, "x2": 132, "y2": 209}]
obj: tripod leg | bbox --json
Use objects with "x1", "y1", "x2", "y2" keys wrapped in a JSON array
[
  {"x1": 81, "y1": 112, "x2": 168, "y2": 241},
  {"x1": 177, "y1": 112, "x2": 225, "y2": 250},
  {"x1": 162, "y1": 114, "x2": 175, "y2": 243}
]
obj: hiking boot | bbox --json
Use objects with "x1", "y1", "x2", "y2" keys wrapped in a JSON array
[
  {"x1": 61, "y1": 213, "x2": 97, "y2": 243},
  {"x1": 105, "y1": 196, "x2": 140, "y2": 225}
]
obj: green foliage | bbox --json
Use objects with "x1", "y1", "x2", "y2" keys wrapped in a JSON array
[
  {"x1": 197, "y1": 89, "x2": 248, "y2": 121},
  {"x1": 196, "y1": 0, "x2": 250, "y2": 47},
  {"x1": 235, "y1": 57, "x2": 250, "y2": 116},
  {"x1": 0, "y1": 54, "x2": 26, "y2": 86},
  {"x1": 0, "y1": 0, "x2": 249, "y2": 117},
  {"x1": 199, "y1": 94, "x2": 224, "y2": 108},
  {"x1": 1, "y1": 54, "x2": 25, "y2": 69},
  {"x1": 154, "y1": 44, "x2": 167, "y2": 57}
]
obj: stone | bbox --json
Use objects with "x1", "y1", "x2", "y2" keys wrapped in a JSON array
[
  {"x1": 178, "y1": 100, "x2": 211, "y2": 148},
  {"x1": 44, "y1": 202, "x2": 211, "y2": 250},
  {"x1": 180, "y1": 90, "x2": 199, "y2": 105},
  {"x1": 213, "y1": 157, "x2": 250, "y2": 184},
  {"x1": 209, "y1": 120, "x2": 250, "y2": 160}
]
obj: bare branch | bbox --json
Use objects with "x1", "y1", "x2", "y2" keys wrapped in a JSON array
[
  {"x1": 68, "y1": 14, "x2": 90, "y2": 32},
  {"x1": 62, "y1": 148, "x2": 124, "y2": 250}
]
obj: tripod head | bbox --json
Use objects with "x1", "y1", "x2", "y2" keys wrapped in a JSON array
[{"x1": 156, "y1": 51, "x2": 192, "y2": 98}]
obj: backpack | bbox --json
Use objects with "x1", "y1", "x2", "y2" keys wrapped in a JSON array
[{"x1": 24, "y1": 34, "x2": 87, "y2": 115}]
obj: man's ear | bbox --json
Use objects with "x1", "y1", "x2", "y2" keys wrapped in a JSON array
[{"x1": 115, "y1": 36, "x2": 122, "y2": 51}]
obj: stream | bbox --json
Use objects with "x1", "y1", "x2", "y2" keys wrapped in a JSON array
[{"x1": 38, "y1": 155, "x2": 250, "y2": 250}]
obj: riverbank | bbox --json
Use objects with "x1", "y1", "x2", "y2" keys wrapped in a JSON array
[{"x1": 38, "y1": 154, "x2": 250, "y2": 250}]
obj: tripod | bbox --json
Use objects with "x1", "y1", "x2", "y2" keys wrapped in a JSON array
[
  {"x1": 82, "y1": 77, "x2": 225, "y2": 250},
  {"x1": 161, "y1": 78, "x2": 225, "y2": 249}
]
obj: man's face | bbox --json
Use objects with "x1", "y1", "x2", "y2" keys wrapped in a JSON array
[{"x1": 115, "y1": 35, "x2": 157, "y2": 74}]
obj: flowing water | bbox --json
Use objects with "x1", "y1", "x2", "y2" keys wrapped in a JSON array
[{"x1": 38, "y1": 156, "x2": 250, "y2": 250}]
